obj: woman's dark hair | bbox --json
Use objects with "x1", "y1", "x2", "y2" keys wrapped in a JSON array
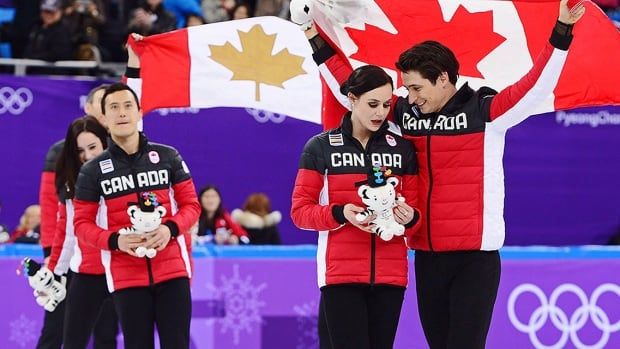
[
  {"x1": 396, "y1": 40, "x2": 459, "y2": 85},
  {"x1": 55, "y1": 115, "x2": 108, "y2": 198},
  {"x1": 230, "y1": 1, "x2": 254, "y2": 18},
  {"x1": 185, "y1": 13, "x2": 206, "y2": 26},
  {"x1": 339, "y1": 65, "x2": 393, "y2": 97},
  {"x1": 197, "y1": 185, "x2": 223, "y2": 235}
]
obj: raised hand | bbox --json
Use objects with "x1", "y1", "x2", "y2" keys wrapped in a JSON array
[{"x1": 559, "y1": 0, "x2": 586, "y2": 25}]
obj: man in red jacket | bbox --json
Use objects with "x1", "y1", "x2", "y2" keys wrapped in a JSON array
[
  {"x1": 390, "y1": 2, "x2": 585, "y2": 348},
  {"x1": 73, "y1": 82, "x2": 201, "y2": 349}
]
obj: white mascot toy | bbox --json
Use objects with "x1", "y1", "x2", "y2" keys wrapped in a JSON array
[
  {"x1": 356, "y1": 166, "x2": 405, "y2": 241},
  {"x1": 22, "y1": 258, "x2": 67, "y2": 312},
  {"x1": 119, "y1": 192, "x2": 167, "y2": 258}
]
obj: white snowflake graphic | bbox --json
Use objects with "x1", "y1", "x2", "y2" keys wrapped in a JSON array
[
  {"x1": 206, "y1": 264, "x2": 267, "y2": 345},
  {"x1": 9, "y1": 314, "x2": 37, "y2": 348},
  {"x1": 293, "y1": 300, "x2": 319, "y2": 349}
]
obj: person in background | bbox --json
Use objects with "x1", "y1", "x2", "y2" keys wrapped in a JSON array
[
  {"x1": 202, "y1": 0, "x2": 236, "y2": 23},
  {"x1": 127, "y1": 0, "x2": 176, "y2": 36},
  {"x1": 62, "y1": 0, "x2": 106, "y2": 60},
  {"x1": 36, "y1": 84, "x2": 109, "y2": 349},
  {"x1": 23, "y1": 0, "x2": 73, "y2": 62},
  {"x1": 0, "y1": 224, "x2": 9, "y2": 243},
  {"x1": 185, "y1": 13, "x2": 205, "y2": 27},
  {"x1": 39, "y1": 84, "x2": 109, "y2": 265},
  {"x1": 232, "y1": 193, "x2": 281, "y2": 245},
  {"x1": 9, "y1": 205, "x2": 41, "y2": 244},
  {"x1": 254, "y1": 0, "x2": 290, "y2": 18},
  {"x1": 46, "y1": 115, "x2": 118, "y2": 349},
  {"x1": 197, "y1": 185, "x2": 249, "y2": 245},
  {"x1": 162, "y1": 0, "x2": 203, "y2": 28},
  {"x1": 230, "y1": 2, "x2": 253, "y2": 20}
]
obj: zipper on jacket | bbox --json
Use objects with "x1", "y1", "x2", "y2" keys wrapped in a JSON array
[
  {"x1": 370, "y1": 233, "x2": 376, "y2": 285},
  {"x1": 129, "y1": 153, "x2": 156, "y2": 286},
  {"x1": 146, "y1": 258, "x2": 154, "y2": 286},
  {"x1": 426, "y1": 133, "x2": 434, "y2": 251},
  {"x1": 349, "y1": 133, "x2": 379, "y2": 286}
]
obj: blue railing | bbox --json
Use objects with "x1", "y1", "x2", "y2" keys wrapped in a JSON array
[{"x1": 1, "y1": 243, "x2": 619, "y2": 259}]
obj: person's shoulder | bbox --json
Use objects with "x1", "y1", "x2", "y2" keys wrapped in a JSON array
[
  {"x1": 80, "y1": 149, "x2": 112, "y2": 175},
  {"x1": 304, "y1": 129, "x2": 333, "y2": 149},
  {"x1": 49, "y1": 139, "x2": 65, "y2": 152},
  {"x1": 43, "y1": 139, "x2": 65, "y2": 170},
  {"x1": 46, "y1": 139, "x2": 64, "y2": 158},
  {"x1": 476, "y1": 86, "x2": 498, "y2": 100},
  {"x1": 147, "y1": 142, "x2": 180, "y2": 157}
]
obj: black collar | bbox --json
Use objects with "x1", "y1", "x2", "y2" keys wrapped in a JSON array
[
  {"x1": 438, "y1": 82, "x2": 475, "y2": 115},
  {"x1": 108, "y1": 132, "x2": 149, "y2": 160}
]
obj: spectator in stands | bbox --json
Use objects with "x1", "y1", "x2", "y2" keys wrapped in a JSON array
[
  {"x1": 0, "y1": 224, "x2": 9, "y2": 243},
  {"x1": 186, "y1": 13, "x2": 206, "y2": 27},
  {"x1": 23, "y1": 0, "x2": 74, "y2": 61},
  {"x1": 1, "y1": 0, "x2": 41, "y2": 58},
  {"x1": 254, "y1": 0, "x2": 289, "y2": 18},
  {"x1": 9, "y1": 205, "x2": 41, "y2": 244},
  {"x1": 63, "y1": 0, "x2": 106, "y2": 60},
  {"x1": 163, "y1": 0, "x2": 203, "y2": 28},
  {"x1": 202, "y1": 0, "x2": 235, "y2": 23},
  {"x1": 127, "y1": 0, "x2": 176, "y2": 36},
  {"x1": 230, "y1": 2, "x2": 253, "y2": 19},
  {"x1": 232, "y1": 193, "x2": 282, "y2": 245},
  {"x1": 197, "y1": 185, "x2": 249, "y2": 245}
]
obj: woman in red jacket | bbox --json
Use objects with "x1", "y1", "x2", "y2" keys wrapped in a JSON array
[
  {"x1": 291, "y1": 65, "x2": 420, "y2": 349},
  {"x1": 197, "y1": 185, "x2": 249, "y2": 245},
  {"x1": 47, "y1": 115, "x2": 118, "y2": 349}
]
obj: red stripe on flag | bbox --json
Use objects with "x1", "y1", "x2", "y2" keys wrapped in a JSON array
[
  {"x1": 133, "y1": 29, "x2": 191, "y2": 114},
  {"x1": 554, "y1": 2, "x2": 620, "y2": 109},
  {"x1": 515, "y1": 1, "x2": 620, "y2": 109}
]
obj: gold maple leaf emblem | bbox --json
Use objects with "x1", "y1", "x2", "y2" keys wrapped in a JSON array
[{"x1": 209, "y1": 24, "x2": 307, "y2": 102}]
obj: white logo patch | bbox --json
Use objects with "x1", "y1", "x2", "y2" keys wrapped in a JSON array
[
  {"x1": 149, "y1": 151, "x2": 160, "y2": 164},
  {"x1": 385, "y1": 134, "x2": 397, "y2": 147},
  {"x1": 181, "y1": 161, "x2": 190, "y2": 174},
  {"x1": 328, "y1": 134, "x2": 344, "y2": 146},
  {"x1": 99, "y1": 159, "x2": 114, "y2": 174}
]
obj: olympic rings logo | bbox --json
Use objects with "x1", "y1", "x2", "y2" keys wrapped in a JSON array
[
  {"x1": 507, "y1": 283, "x2": 620, "y2": 349},
  {"x1": 0, "y1": 87, "x2": 33, "y2": 115},
  {"x1": 245, "y1": 108, "x2": 286, "y2": 124}
]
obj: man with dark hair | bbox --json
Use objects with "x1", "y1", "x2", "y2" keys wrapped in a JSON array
[
  {"x1": 301, "y1": 0, "x2": 586, "y2": 347},
  {"x1": 390, "y1": 1, "x2": 585, "y2": 348},
  {"x1": 36, "y1": 83, "x2": 112, "y2": 349},
  {"x1": 73, "y1": 81, "x2": 200, "y2": 349}
]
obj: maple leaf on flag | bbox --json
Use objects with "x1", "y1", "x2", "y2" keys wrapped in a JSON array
[
  {"x1": 209, "y1": 25, "x2": 307, "y2": 101},
  {"x1": 346, "y1": 0, "x2": 506, "y2": 82}
]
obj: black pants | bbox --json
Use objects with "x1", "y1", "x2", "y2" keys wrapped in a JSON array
[
  {"x1": 36, "y1": 272, "x2": 75, "y2": 349},
  {"x1": 415, "y1": 250, "x2": 501, "y2": 349},
  {"x1": 63, "y1": 272, "x2": 118, "y2": 349},
  {"x1": 112, "y1": 277, "x2": 192, "y2": 349},
  {"x1": 36, "y1": 295, "x2": 65, "y2": 349},
  {"x1": 319, "y1": 284, "x2": 405, "y2": 349}
]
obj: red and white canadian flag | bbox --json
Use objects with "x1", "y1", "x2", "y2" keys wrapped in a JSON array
[
  {"x1": 309, "y1": 0, "x2": 620, "y2": 129},
  {"x1": 127, "y1": 17, "x2": 322, "y2": 124}
]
